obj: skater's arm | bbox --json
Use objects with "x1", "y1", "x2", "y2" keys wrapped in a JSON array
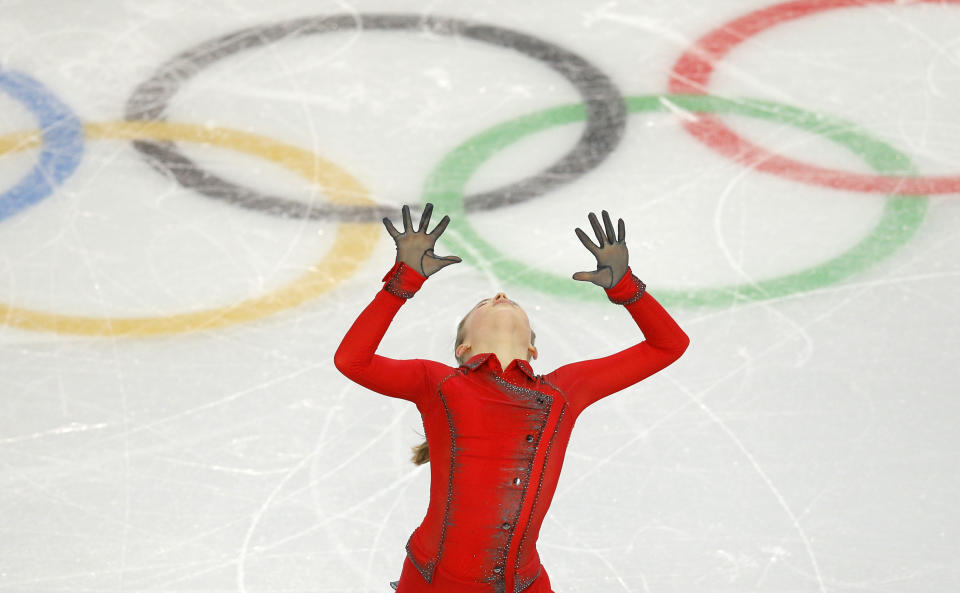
[
  {"x1": 334, "y1": 261, "x2": 434, "y2": 404},
  {"x1": 334, "y1": 203, "x2": 462, "y2": 406},
  {"x1": 545, "y1": 267, "x2": 689, "y2": 414},
  {"x1": 543, "y1": 210, "x2": 689, "y2": 414}
]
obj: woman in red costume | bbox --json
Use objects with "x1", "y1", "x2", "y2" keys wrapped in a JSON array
[{"x1": 334, "y1": 203, "x2": 690, "y2": 593}]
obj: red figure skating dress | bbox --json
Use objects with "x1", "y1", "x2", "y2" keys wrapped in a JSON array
[{"x1": 335, "y1": 261, "x2": 690, "y2": 593}]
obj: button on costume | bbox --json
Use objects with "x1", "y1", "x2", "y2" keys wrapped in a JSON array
[{"x1": 334, "y1": 258, "x2": 690, "y2": 593}]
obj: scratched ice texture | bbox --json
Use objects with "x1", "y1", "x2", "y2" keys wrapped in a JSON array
[{"x1": 0, "y1": 0, "x2": 958, "y2": 591}]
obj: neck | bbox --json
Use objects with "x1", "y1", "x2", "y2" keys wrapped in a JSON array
[{"x1": 467, "y1": 338, "x2": 528, "y2": 369}]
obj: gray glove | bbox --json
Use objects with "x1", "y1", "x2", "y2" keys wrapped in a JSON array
[
  {"x1": 382, "y1": 202, "x2": 462, "y2": 277},
  {"x1": 572, "y1": 209, "x2": 629, "y2": 289}
]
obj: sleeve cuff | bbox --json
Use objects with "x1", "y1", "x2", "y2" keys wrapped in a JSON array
[
  {"x1": 604, "y1": 266, "x2": 646, "y2": 305},
  {"x1": 381, "y1": 260, "x2": 427, "y2": 299}
]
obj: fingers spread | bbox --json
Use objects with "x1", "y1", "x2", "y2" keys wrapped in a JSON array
[
  {"x1": 602, "y1": 210, "x2": 616, "y2": 244},
  {"x1": 425, "y1": 253, "x2": 461, "y2": 275},
  {"x1": 575, "y1": 227, "x2": 600, "y2": 254},
  {"x1": 401, "y1": 204, "x2": 413, "y2": 232},
  {"x1": 418, "y1": 202, "x2": 433, "y2": 232},
  {"x1": 588, "y1": 211, "x2": 606, "y2": 247},
  {"x1": 382, "y1": 217, "x2": 400, "y2": 238},
  {"x1": 572, "y1": 270, "x2": 598, "y2": 282},
  {"x1": 430, "y1": 214, "x2": 451, "y2": 237}
]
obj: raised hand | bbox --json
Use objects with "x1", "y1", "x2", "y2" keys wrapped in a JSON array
[
  {"x1": 572, "y1": 209, "x2": 629, "y2": 289},
  {"x1": 382, "y1": 202, "x2": 462, "y2": 277}
]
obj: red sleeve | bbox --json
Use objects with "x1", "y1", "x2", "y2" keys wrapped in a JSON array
[
  {"x1": 543, "y1": 266, "x2": 690, "y2": 415},
  {"x1": 333, "y1": 261, "x2": 445, "y2": 407}
]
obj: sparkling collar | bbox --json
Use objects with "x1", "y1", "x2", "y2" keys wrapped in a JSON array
[{"x1": 462, "y1": 352, "x2": 536, "y2": 380}]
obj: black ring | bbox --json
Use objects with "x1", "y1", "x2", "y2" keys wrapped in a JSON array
[{"x1": 124, "y1": 14, "x2": 627, "y2": 222}]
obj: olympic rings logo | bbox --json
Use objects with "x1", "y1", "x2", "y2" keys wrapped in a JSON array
[
  {"x1": 668, "y1": 0, "x2": 960, "y2": 195},
  {"x1": 0, "y1": 118, "x2": 378, "y2": 336},
  {"x1": 0, "y1": 2, "x2": 949, "y2": 336}
]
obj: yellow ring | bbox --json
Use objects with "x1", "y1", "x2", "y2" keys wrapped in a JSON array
[{"x1": 0, "y1": 121, "x2": 378, "y2": 336}]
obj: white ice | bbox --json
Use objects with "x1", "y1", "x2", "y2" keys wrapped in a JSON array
[{"x1": 0, "y1": 0, "x2": 958, "y2": 591}]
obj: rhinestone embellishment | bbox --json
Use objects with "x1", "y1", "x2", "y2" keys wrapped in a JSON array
[{"x1": 608, "y1": 273, "x2": 646, "y2": 305}]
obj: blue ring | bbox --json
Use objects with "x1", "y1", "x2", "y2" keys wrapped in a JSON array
[{"x1": 0, "y1": 68, "x2": 84, "y2": 221}]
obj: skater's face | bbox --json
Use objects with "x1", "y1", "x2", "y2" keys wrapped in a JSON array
[
  {"x1": 467, "y1": 292, "x2": 528, "y2": 330},
  {"x1": 456, "y1": 292, "x2": 537, "y2": 363}
]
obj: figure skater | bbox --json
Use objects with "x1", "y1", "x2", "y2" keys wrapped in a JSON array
[{"x1": 334, "y1": 202, "x2": 690, "y2": 593}]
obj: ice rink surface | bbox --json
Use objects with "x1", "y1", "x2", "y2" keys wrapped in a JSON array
[{"x1": 1, "y1": 0, "x2": 958, "y2": 591}]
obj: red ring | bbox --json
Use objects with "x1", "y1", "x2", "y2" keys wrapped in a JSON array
[{"x1": 668, "y1": 0, "x2": 960, "y2": 195}]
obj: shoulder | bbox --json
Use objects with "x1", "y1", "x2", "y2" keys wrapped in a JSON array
[{"x1": 419, "y1": 359, "x2": 460, "y2": 382}]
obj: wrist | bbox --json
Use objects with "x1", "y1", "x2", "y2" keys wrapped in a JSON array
[
  {"x1": 604, "y1": 266, "x2": 646, "y2": 305},
  {"x1": 382, "y1": 260, "x2": 427, "y2": 299}
]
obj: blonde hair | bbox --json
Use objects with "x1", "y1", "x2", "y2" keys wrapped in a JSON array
[{"x1": 409, "y1": 305, "x2": 535, "y2": 465}]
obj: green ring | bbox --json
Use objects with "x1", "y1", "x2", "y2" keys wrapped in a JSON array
[{"x1": 422, "y1": 95, "x2": 928, "y2": 308}]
